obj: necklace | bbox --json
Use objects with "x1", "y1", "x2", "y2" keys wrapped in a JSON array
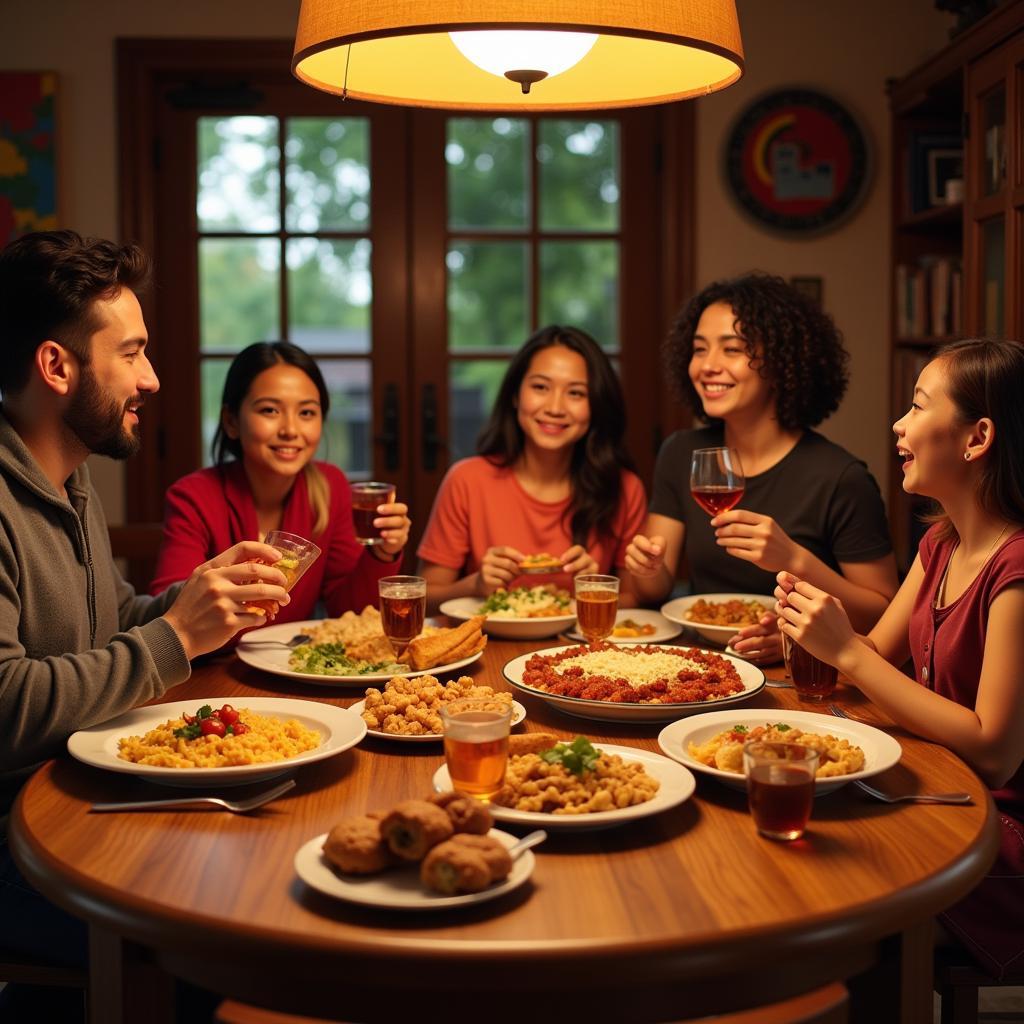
[{"x1": 935, "y1": 521, "x2": 1011, "y2": 608}]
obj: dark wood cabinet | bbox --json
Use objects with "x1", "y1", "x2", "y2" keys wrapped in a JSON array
[{"x1": 888, "y1": 0, "x2": 1024, "y2": 570}]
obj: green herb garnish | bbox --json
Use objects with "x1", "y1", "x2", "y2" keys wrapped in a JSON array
[
  {"x1": 732, "y1": 724, "x2": 749, "y2": 734},
  {"x1": 539, "y1": 736, "x2": 602, "y2": 776},
  {"x1": 772, "y1": 723, "x2": 792, "y2": 732},
  {"x1": 287, "y1": 642, "x2": 403, "y2": 677}
]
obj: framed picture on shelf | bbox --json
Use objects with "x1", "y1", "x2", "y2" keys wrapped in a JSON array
[
  {"x1": 927, "y1": 149, "x2": 963, "y2": 206},
  {"x1": 907, "y1": 132, "x2": 960, "y2": 213}
]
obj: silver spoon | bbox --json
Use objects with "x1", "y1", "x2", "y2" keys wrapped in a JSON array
[{"x1": 508, "y1": 829, "x2": 547, "y2": 859}]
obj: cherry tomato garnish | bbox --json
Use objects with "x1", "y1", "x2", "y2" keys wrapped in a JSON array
[
  {"x1": 199, "y1": 717, "x2": 226, "y2": 738},
  {"x1": 219, "y1": 705, "x2": 240, "y2": 726},
  {"x1": 231, "y1": 722, "x2": 250, "y2": 735}
]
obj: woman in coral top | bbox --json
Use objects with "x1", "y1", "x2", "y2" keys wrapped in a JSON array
[
  {"x1": 151, "y1": 342, "x2": 410, "y2": 625},
  {"x1": 417, "y1": 325, "x2": 646, "y2": 613},
  {"x1": 776, "y1": 338, "x2": 1024, "y2": 979}
]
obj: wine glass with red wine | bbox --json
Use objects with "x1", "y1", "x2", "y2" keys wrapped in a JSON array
[{"x1": 690, "y1": 447, "x2": 745, "y2": 516}]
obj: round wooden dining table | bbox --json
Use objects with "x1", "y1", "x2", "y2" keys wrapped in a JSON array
[{"x1": 10, "y1": 629, "x2": 999, "y2": 1024}]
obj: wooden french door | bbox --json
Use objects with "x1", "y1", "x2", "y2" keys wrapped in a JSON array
[{"x1": 119, "y1": 40, "x2": 685, "y2": 554}]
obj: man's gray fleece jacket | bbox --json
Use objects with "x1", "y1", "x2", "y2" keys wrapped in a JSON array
[{"x1": 0, "y1": 409, "x2": 189, "y2": 802}]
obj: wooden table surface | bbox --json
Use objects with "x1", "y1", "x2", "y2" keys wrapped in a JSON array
[{"x1": 10, "y1": 631, "x2": 1000, "y2": 1023}]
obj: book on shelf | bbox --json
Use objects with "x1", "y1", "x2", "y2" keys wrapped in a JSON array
[{"x1": 894, "y1": 255, "x2": 961, "y2": 339}]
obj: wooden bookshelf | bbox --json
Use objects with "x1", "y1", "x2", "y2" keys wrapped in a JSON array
[{"x1": 887, "y1": 0, "x2": 1024, "y2": 571}]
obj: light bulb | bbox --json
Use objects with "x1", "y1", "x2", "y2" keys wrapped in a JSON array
[{"x1": 449, "y1": 29, "x2": 598, "y2": 91}]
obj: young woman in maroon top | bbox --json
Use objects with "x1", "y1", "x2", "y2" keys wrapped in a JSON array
[{"x1": 775, "y1": 338, "x2": 1024, "y2": 979}]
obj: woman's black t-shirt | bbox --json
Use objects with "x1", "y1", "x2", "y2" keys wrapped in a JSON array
[{"x1": 649, "y1": 427, "x2": 893, "y2": 595}]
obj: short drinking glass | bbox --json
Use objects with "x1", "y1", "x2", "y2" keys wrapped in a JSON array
[
  {"x1": 574, "y1": 574, "x2": 619, "y2": 644},
  {"x1": 690, "y1": 447, "x2": 745, "y2": 516},
  {"x1": 351, "y1": 481, "x2": 396, "y2": 546},
  {"x1": 744, "y1": 740, "x2": 819, "y2": 841},
  {"x1": 378, "y1": 575, "x2": 426, "y2": 657},
  {"x1": 782, "y1": 632, "x2": 839, "y2": 703},
  {"x1": 440, "y1": 698, "x2": 512, "y2": 802},
  {"x1": 246, "y1": 530, "x2": 322, "y2": 615}
]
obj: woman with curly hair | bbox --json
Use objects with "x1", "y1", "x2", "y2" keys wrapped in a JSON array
[
  {"x1": 417, "y1": 325, "x2": 646, "y2": 612},
  {"x1": 626, "y1": 273, "x2": 897, "y2": 662}
]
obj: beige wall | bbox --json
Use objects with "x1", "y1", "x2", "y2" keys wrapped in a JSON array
[
  {"x1": 3, "y1": 0, "x2": 952, "y2": 519},
  {"x1": 696, "y1": 0, "x2": 951, "y2": 495}
]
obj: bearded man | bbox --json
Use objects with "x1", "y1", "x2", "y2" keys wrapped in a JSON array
[{"x1": 0, "y1": 230, "x2": 290, "y2": 1016}]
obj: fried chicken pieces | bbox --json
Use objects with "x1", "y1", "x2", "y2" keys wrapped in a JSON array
[{"x1": 322, "y1": 791, "x2": 511, "y2": 895}]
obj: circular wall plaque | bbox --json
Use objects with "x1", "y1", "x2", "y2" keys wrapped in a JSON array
[{"x1": 724, "y1": 88, "x2": 870, "y2": 235}]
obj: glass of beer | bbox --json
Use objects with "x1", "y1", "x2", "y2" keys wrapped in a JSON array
[
  {"x1": 782, "y1": 632, "x2": 839, "y2": 703},
  {"x1": 245, "y1": 530, "x2": 321, "y2": 615},
  {"x1": 574, "y1": 574, "x2": 619, "y2": 644},
  {"x1": 440, "y1": 698, "x2": 512, "y2": 802},
  {"x1": 351, "y1": 481, "x2": 396, "y2": 546},
  {"x1": 378, "y1": 575, "x2": 426, "y2": 657},
  {"x1": 743, "y1": 740, "x2": 819, "y2": 841},
  {"x1": 690, "y1": 447, "x2": 745, "y2": 517}
]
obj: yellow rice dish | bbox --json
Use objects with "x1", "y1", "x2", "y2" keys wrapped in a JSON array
[{"x1": 117, "y1": 708, "x2": 322, "y2": 768}]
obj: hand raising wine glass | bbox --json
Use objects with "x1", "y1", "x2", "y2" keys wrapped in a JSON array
[{"x1": 690, "y1": 447, "x2": 745, "y2": 516}]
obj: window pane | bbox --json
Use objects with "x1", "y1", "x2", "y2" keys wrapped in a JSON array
[
  {"x1": 200, "y1": 358, "x2": 231, "y2": 467},
  {"x1": 449, "y1": 360, "x2": 509, "y2": 462},
  {"x1": 319, "y1": 359, "x2": 372, "y2": 476},
  {"x1": 982, "y1": 86, "x2": 1006, "y2": 197},
  {"x1": 447, "y1": 117, "x2": 528, "y2": 230},
  {"x1": 538, "y1": 120, "x2": 619, "y2": 231},
  {"x1": 286, "y1": 238, "x2": 372, "y2": 354},
  {"x1": 199, "y1": 238, "x2": 280, "y2": 352},
  {"x1": 538, "y1": 241, "x2": 618, "y2": 346},
  {"x1": 447, "y1": 241, "x2": 529, "y2": 349},
  {"x1": 285, "y1": 117, "x2": 370, "y2": 232},
  {"x1": 981, "y1": 216, "x2": 1005, "y2": 336},
  {"x1": 197, "y1": 116, "x2": 280, "y2": 233}
]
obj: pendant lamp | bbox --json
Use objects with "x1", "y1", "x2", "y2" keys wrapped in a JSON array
[{"x1": 292, "y1": 1, "x2": 744, "y2": 111}]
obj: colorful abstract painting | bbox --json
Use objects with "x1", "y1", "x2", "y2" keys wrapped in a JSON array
[{"x1": 0, "y1": 72, "x2": 57, "y2": 244}]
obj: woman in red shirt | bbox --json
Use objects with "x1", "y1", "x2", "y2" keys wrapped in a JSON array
[
  {"x1": 152, "y1": 342, "x2": 411, "y2": 623},
  {"x1": 776, "y1": 337, "x2": 1024, "y2": 979}
]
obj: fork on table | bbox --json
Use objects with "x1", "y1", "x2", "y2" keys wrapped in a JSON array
[
  {"x1": 91, "y1": 778, "x2": 296, "y2": 814},
  {"x1": 238, "y1": 633, "x2": 312, "y2": 649},
  {"x1": 828, "y1": 704, "x2": 972, "y2": 805}
]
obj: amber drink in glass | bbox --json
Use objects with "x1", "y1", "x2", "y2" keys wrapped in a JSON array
[
  {"x1": 440, "y1": 699, "x2": 512, "y2": 802},
  {"x1": 245, "y1": 530, "x2": 321, "y2": 615},
  {"x1": 351, "y1": 481, "x2": 395, "y2": 546},
  {"x1": 574, "y1": 574, "x2": 620, "y2": 644},
  {"x1": 378, "y1": 575, "x2": 426, "y2": 657},
  {"x1": 744, "y1": 741, "x2": 819, "y2": 841},
  {"x1": 782, "y1": 632, "x2": 839, "y2": 703}
]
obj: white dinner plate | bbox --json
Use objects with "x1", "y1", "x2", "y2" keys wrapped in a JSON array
[
  {"x1": 502, "y1": 644, "x2": 766, "y2": 723},
  {"x1": 294, "y1": 827, "x2": 534, "y2": 909},
  {"x1": 661, "y1": 594, "x2": 776, "y2": 646},
  {"x1": 67, "y1": 697, "x2": 366, "y2": 787},
  {"x1": 236, "y1": 620, "x2": 483, "y2": 685},
  {"x1": 351, "y1": 699, "x2": 527, "y2": 743},
  {"x1": 440, "y1": 597, "x2": 576, "y2": 640},
  {"x1": 433, "y1": 744, "x2": 696, "y2": 831},
  {"x1": 564, "y1": 608, "x2": 683, "y2": 645},
  {"x1": 657, "y1": 708, "x2": 903, "y2": 795}
]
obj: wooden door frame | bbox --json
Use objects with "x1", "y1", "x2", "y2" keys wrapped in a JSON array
[{"x1": 117, "y1": 38, "x2": 412, "y2": 522}]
